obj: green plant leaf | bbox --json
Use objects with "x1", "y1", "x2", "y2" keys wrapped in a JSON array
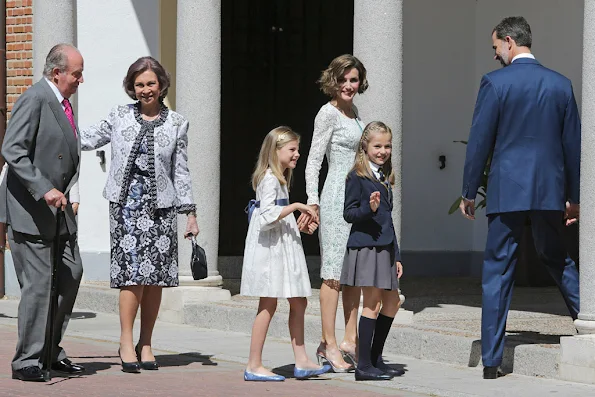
[{"x1": 449, "y1": 196, "x2": 463, "y2": 214}]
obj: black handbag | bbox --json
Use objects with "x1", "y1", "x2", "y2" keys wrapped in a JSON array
[{"x1": 190, "y1": 237, "x2": 208, "y2": 280}]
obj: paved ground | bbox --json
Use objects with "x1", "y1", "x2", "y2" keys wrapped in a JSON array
[{"x1": 1, "y1": 299, "x2": 595, "y2": 397}]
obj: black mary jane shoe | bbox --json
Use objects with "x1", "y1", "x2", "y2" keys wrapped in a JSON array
[
  {"x1": 118, "y1": 348, "x2": 141, "y2": 373},
  {"x1": 483, "y1": 366, "x2": 504, "y2": 380},
  {"x1": 135, "y1": 344, "x2": 159, "y2": 370},
  {"x1": 52, "y1": 358, "x2": 85, "y2": 374},
  {"x1": 375, "y1": 360, "x2": 405, "y2": 377},
  {"x1": 12, "y1": 366, "x2": 46, "y2": 382},
  {"x1": 354, "y1": 367, "x2": 393, "y2": 381}
]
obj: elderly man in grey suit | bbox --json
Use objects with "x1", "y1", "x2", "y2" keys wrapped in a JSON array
[{"x1": 0, "y1": 43, "x2": 85, "y2": 382}]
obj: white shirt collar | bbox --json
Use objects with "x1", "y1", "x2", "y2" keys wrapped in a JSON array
[
  {"x1": 369, "y1": 161, "x2": 381, "y2": 178},
  {"x1": 44, "y1": 77, "x2": 65, "y2": 107},
  {"x1": 511, "y1": 53, "x2": 535, "y2": 63}
]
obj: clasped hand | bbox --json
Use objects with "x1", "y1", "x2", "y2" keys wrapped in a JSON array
[
  {"x1": 296, "y1": 204, "x2": 320, "y2": 235},
  {"x1": 44, "y1": 188, "x2": 67, "y2": 210}
]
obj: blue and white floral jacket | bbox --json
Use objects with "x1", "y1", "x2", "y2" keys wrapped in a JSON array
[{"x1": 80, "y1": 103, "x2": 196, "y2": 213}]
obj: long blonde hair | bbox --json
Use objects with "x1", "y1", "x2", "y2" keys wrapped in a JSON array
[
  {"x1": 352, "y1": 121, "x2": 395, "y2": 186},
  {"x1": 251, "y1": 126, "x2": 301, "y2": 191}
]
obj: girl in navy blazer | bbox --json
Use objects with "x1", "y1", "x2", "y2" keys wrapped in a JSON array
[{"x1": 341, "y1": 121, "x2": 403, "y2": 381}]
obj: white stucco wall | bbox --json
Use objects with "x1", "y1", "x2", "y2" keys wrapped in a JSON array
[
  {"x1": 401, "y1": 0, "x2": 584, "y2": 253},
  {"x1": 402, "y1": 0, "x2": 477, "y2": 252},
  {"x1": 76, "y1": 0, "x2": 160, "y2": 278}
]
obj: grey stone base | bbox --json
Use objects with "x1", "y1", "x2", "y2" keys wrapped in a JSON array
[
  {"x1": 560, "y1": 335, "x2": 595, "y2": 384},
  {"x1": 71, "y1": 283, "x2": 558, "y2": 380},
  {"x1": 218, "y1": 250, "x2": 484, "y2": 282}
]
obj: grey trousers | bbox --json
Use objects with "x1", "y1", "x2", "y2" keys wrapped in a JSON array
[{"x1": 8, "y1": 226, "x2": 83, "y2": 370}]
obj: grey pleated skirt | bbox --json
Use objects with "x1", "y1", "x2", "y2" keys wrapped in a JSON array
[{"x1": 340, "y1": 245, "x2": 399, "y2": 290}]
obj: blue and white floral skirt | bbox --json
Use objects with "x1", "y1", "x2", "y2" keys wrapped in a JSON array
[{"x1": 108, "y1": 174, "x2": 179, "y2": 288}]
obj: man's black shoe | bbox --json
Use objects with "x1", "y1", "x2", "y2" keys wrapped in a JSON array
[
  {"x1": 483, "y1": 366, "x2": 503, "y2": 379},
  {"x1": 12, "y1": 366, "x2": 45, "y2": 382},
  {"x1": 51, "y1": 358, "x2": 85, "y2": 374}
]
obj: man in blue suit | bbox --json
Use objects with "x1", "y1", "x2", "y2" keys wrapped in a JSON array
[{"x1": 460, "y1": 16, "x2": 581, "y2": 380}]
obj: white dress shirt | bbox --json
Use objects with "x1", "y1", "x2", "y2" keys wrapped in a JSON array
[
  {"x1": 369, "y1": 161, "x2": 382, "y2": 180},
  {"x1": 45, "y1": 78, "x2": 80, "y2": 203}
]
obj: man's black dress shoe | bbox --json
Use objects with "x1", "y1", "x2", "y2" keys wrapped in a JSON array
[
  {"x1": 355, "y1": 367, "x2": 394, "y2": 381},
  {"x1": 52, "y1": 358, "x2": 85, "y2": 374},
  {"x1": 376, "y1": 360, "x2": 405, "y2": 377},
  {"x1": 483, "y1": 366, "x2": 503, "y2": 379},
  {"x1": 12, "y1": 366, "x2": 45, "y2": 382},
  {"x1": 135, "y1": 345, "x2": 159, "y2": 370}
]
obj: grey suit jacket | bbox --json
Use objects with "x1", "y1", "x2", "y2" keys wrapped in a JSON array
[{"x1": 0, "y1": 78, "x2": 80, "y2": 239}]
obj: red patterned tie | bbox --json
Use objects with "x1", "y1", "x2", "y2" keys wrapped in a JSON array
[{"x1": 62, "y1": 98, "x2": 77, "y2": 138}]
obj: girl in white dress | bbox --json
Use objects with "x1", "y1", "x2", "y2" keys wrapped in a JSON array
[{"x1": 241, "y1": 127, "x2": 331, "y2": 381}]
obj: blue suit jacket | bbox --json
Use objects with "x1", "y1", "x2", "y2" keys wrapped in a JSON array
[
  {"x1": 343, "y1": 170, "x2": 401, "y2": 261},
  {"x1": 462, "y1": 58, "x2": 581, "y2": 215}
]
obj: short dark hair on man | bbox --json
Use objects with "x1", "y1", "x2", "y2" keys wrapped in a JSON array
[
  {"x1": 493, "y1": 16, "x2": 532, "y2": 49},
  {"x1": 123, "y1": 56, "x2": 171, "y2": 101}
]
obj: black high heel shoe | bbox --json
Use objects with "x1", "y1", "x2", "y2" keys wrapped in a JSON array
[
  {"x1": 118, "y1": 348, "x2": 141, "y2": 373},
  {"x1": 135, "y1": 344, "x2": 159, "y2": 370}
]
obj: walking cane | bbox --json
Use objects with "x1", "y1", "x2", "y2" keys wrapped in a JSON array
[{"x1": 42, "y1": 207, "x2": 62, "y2": 381}]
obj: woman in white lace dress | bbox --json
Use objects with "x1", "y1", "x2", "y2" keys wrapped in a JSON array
[{"x1": 303, "y1": 54, "x2": 368, "y2": 371}]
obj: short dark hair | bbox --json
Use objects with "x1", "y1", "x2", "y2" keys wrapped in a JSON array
[
  {"x1": 123, "y1": 56, "x2": 171, "y2": 100},
  {"x1": 493, "y1": 16, "x2": 532, "y2": 48},
  {"x1": 317, "y1": 54, "x2": 369, "y2": 97}
]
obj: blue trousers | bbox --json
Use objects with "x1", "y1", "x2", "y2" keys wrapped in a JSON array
[{"x1": 481, "y1": 211, "x2": 579, "y2": 367}]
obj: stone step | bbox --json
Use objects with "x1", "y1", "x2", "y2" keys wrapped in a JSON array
[{"x1": 73, "y1": 283, "x2": 560, "y2": 380}]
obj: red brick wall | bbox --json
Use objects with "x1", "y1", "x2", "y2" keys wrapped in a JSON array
[{"x1": 6, "y1": 0, "x2": 33, "y2": 118}]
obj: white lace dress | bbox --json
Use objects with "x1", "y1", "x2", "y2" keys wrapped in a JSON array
[
  {"x1": 240, "y1": 169, "x2": 312, "y2": 298},
  {"x1": 305, "y1": 102, "x2": 364, "y2": 281}
]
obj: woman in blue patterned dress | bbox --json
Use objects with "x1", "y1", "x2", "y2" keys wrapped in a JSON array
[{"x1": 80, "y1": 57, "x2": 198, "y2": 373}]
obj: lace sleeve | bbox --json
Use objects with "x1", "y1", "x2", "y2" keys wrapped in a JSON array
[
  {"x1": 80, "y1": 106, "x2": 116, "y2": 151},
  {"x1": 305, "y1": 106, "x2": 337, "y2": 206}
]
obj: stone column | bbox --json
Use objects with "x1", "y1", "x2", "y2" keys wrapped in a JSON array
[
  {"x1": 353, "y1": 2, "x2": 408, "y2": 311},
  {"x1": 32, "y1": 0, "x2": 76, "y2": 79},
  {"x1": 353, "y1": 0, "x2": 403, "y2": 242},
  {"x1": 575, "y1": 0, "x2": 595, "y2": 335},
  {"x1": 559, "y1": 0, "x2": 595, "y2": 384},
  {"x1": 176, "y1": 0, "x2": 223, "y2": 287}
]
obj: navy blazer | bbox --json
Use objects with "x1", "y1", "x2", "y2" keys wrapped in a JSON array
[
  {"x1": 343, "y1": 170, "x2": 401, "y2": 261},
  {"x1": 462, "y1": 58, "x2": 581, "y2": 214}
]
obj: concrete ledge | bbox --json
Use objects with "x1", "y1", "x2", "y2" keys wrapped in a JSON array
[
  {"x1": 560, "y1": 335, "x2": 595, "y2": 384},
  {"x1": 218, "y1": 251, "x2": 484, "y2": 280}
]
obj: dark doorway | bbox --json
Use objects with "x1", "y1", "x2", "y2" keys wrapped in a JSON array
[{"x1": 220, "y1": 0, "x2": 354, "y2": 256}]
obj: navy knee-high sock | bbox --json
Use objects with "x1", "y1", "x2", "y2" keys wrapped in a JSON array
[
  {"x1": 371, "y1": 313, "x2": 394, "y2": 365},
  {"x1": 358, "y1": 316, "x2": 383, "y2": 373}
]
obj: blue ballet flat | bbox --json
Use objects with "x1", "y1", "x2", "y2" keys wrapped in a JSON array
[
  {"x1": 243, "y1": 370, "x2": 285, "y2": 382},
  {"x1": 293, "y1": 364, "x2": 332, "y2": 379}
]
